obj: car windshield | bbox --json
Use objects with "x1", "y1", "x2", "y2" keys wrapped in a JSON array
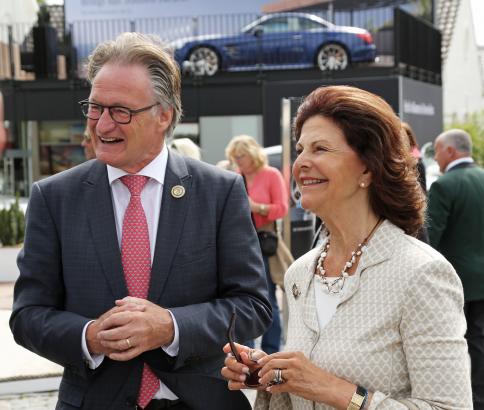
[{"x1": 242, "y1": 14, "x2": 330, "y2": 34}]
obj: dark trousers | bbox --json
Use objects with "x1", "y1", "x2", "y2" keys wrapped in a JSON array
[
  {"x1": 246, "y1": 255, "x2": 282, "y2": 354},
  {"x1": 464, "y1": 300, "x2": 484, "y2": 410}
]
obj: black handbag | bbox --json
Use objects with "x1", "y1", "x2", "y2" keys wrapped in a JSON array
[{"x1": 257, "y1": 230, "x2": 278, "y2": 256}]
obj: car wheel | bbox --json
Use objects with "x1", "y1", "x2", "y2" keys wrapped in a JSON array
[
  {"x1": 188, "y1": 46, "x2": 220, "y2": 76},
  {"x1": 316, "y1": 43, "x2": 349, "y2": 71}
]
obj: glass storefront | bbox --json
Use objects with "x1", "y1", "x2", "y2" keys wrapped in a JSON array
[
  {"x1": 1, "y1": 120, "x2": 87, "y2": 196},
  {"x1": 38, "y1": 120, "x2": 86, "y2": 178}
]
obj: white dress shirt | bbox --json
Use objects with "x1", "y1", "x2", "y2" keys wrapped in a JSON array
[{"x1": 81, "y1": 145, "x2": 179, "y2": 400}]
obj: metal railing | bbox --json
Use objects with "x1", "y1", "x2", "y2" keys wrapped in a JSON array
[
  {"x1": 0, "y1": 7, "x2": 441, "y2": 82},
  {"x1": 0, "y1": 22, "x2": 35, "y2": 79}
]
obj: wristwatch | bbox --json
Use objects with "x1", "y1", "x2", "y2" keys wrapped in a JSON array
[
  {"x1": 347, "y1": 386, "x2": 368, "y2": 410},
  {"x1": 259, "y1": 204, "x2": 267, "y2": 214}
]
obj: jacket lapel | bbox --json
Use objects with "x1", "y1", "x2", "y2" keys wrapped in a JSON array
[
  {"x1": 148, "y1": 151, "x2": 192, "y2": 302},
  {"x1": 339, "y1": 220, "x2": 397, "y2": 304},
  {"x1": 300, "y1": 248, "x2": 322, "y2": 334},
  {"x1": 84, "y1": 161, "x2": 128, "y2": 300}
]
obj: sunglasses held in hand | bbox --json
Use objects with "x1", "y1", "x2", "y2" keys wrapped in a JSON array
[{"x1": 227, "y1": 312, "x2": 261, "y2": 388}]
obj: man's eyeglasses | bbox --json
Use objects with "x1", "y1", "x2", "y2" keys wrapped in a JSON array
[{"x1": 78, "y1": 100, "x2": 160, "y2": 125}]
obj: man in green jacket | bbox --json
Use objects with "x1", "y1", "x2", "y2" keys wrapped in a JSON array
[{"x1": 428, "y1": 128, "x2": 484, "y2": 409}]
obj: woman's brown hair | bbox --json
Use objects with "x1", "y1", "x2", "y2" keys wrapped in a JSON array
[{"x1": 294, "y1": 85, "x2": 425, "y2": 236}]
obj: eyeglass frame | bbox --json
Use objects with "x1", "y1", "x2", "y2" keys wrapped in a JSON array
[
  {"x1": 227, "y1": 311, "x2": 262, "y2": 388},
  {"x1": 78, "y1": 100, "x2": 160, "y2": 125}
]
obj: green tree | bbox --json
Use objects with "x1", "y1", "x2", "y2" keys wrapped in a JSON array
[
  {"x1": 446, "y1": 111, "x2": 484, "y2": 166},
  {"x1": 0, "y1": 194, "x2": 25, "y2": 246}
]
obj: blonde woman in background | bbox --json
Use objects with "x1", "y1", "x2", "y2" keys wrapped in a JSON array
[{"x1": 226, "y1": 135, "x2": 289, "y2": 354}]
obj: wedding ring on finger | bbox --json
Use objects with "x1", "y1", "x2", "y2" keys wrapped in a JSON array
[
  {"x1": 272, "y1": 368, "x2": 284, "y2": 385},
  {"x1": 125, "y1": 338, "x2": 131, "y2": 349}
]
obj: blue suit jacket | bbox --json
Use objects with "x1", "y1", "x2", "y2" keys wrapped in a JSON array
[{"x1": 10, "y1": 150, "x2": 271, "y2": 410}]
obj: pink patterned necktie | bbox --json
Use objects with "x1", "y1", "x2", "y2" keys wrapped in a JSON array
[{"x1": 120, "y1": 175, "x2": 159, "y2": 409}]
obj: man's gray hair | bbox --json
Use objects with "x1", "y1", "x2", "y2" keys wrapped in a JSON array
[
  {"x1": 86, "y1": 32, "x2": 182, "y2": 137},
  {"x1": 438, "y1": 129, "x2": 472, "y2": 154}
]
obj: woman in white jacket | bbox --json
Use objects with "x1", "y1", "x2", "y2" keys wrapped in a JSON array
[{"x1": 221, "y1": 85, "x2": 472, "y2": 410}]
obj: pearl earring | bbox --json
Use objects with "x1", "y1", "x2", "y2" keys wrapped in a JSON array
[{"x1": 360, "y1": 182, "x2": 366, "y2": 188}]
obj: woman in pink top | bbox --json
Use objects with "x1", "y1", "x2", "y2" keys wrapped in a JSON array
[{"x1": 226, "y1": 135, "x2": 289, "y2": 353}]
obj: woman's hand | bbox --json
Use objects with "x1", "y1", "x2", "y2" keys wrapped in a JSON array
[
  {"x1": 221, "y1": 343, "x2": 267, "y2": 390},
  {"x1": 248, "y1": 197, "x2": 258, "y2": 213},
  {"x1": 257, "y1": 351, "x2": 355, "y2": 407}
]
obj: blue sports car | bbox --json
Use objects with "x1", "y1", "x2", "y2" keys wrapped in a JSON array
[{"x1": 171, "y1": 12, "x2": 377, "y2": 76}]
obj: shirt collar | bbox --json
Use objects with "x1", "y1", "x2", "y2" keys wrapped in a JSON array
[
  {"x1": 445, "y1": 156, "x2": 474, "y2": 172},
  {"x1": 107, "y1": 142, "x2": 168, "y2": 185}
]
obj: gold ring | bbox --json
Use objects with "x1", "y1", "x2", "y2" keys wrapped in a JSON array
[{"x1": 126, "y1": 338, "x2": 131, "y2": 349}]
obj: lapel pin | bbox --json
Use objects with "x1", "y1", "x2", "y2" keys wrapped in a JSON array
[
  {"x1": 171, "y1": 185, "x2": 185, "y2": 199},
  {"x1": 292, "y1": 283, "x2": 301, "y2": 299}
]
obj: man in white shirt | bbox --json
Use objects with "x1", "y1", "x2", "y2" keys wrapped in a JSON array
[
  {"x1": 10, "y1": 33, "x2": 271, "y2": 410},
  {"x1": 428, "y1": 128, "x2": 484, "y2": 409}
]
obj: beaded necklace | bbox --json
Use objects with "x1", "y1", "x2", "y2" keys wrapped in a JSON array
[{"x1": 315, "y1": 218, "x2": 383, "y2": 294}]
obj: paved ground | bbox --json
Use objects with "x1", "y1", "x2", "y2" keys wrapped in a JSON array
[
  {"x1": 0, "y1": 392, "x2": 58, "y2": 410},
  {"x1": 0, "y1": 283, "x2": 13, "y2": 310},
  {"x1": 0, "y1": 308, "x2": 63, "y2": 382},
  {"x1": 0, "y1": 248, "x2": 20, "y2": 283}
]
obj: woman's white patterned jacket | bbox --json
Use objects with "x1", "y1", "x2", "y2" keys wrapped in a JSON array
[{"x1": 255, "y1": 220, "x2": 472, "y2": 410}]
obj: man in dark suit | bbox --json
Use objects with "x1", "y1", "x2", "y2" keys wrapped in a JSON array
[
  {"x1": 427, "y1": 128, "x2": 484, "y2": 409},
  {"x1": 10, "y1": 33, "x2": 271, "y2": 410}
]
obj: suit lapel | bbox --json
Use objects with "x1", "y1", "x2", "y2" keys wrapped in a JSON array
[
  {"x1": 148, "y1": 151, "x2": 192, "y2": 302},
  {"x1": 84, "y1": 161, "x2": 128, "y2": 300}
]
